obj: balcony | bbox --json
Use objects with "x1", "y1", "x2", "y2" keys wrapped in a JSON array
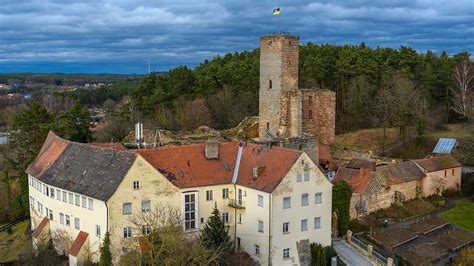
[{"x1": 228, "y1": 199, "x2": 245, "y2": 209}]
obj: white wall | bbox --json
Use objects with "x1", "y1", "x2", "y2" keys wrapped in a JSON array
[
  {"x1": 271, "y1": 153, "x2": 333, "y2": 265},
  {"x1": 28, "y1": 175, "x2": 107, "y2": 262}
]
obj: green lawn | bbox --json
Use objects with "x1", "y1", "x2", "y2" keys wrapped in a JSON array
[
  {"x1": 441, "y1": 199, "x2": 474, "y2": 232},
  {"x1": 0, "y1": 219, "x2": 33, "y2": 262}
]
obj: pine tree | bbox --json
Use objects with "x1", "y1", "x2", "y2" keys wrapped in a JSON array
[
  {"x1": 99, "y1": 232, "x2": 112, "y2": 266},
  {"x1": 201, "y1": 203, "x2": 232, "y2": 255}
]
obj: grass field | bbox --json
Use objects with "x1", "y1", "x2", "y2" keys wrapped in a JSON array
[
  {"x1": 0, "y1": 219, "x2": 32, "y2": 262},
  {"x1": 441, "y1": 199, "x2": 474, "y2": 232}
]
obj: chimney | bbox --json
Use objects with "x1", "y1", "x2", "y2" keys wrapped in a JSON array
[{"x1": 205, "y1": 139, "x2": 219, "y2": 159}]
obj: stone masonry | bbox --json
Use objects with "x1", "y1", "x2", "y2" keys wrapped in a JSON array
[{"x1": 258, "y1": 33, "x2": 336, "y2": 163}]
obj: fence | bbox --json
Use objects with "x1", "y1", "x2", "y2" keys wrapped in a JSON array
[
  {"x1": 0, "y1": 216, "x2": 28, "y2": 233},
  {"x1": 350, "y1": 233, "x2": 389, "y2": 266}
]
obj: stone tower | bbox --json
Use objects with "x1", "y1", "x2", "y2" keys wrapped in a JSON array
[{"x1": 258, "y1": 34, "x2": 301, "y2": 140}]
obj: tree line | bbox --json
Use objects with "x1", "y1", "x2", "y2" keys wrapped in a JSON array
[{"x1": 57, "y1": 43, "x2": 472, "y2": 136}]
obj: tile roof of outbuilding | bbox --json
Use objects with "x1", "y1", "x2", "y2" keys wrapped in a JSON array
[
  {"x1": 69, "y1": 231, "x2": 89, "y2": 256},
  {"x1": 333, "y1": 167, "x2": 373, "y2": 194},
  {"x1": 134, "y1": 142, "x2": 303, "y2": 193},
  {"x1": 375, "y1": 161, "x2": 426, "y2": 186},
  {"x1": 415, "y1": 155, "x2": 461, "y2": 172},
  {"x1": 31, "y1": 217, "x2": 49, "y2": 238}
]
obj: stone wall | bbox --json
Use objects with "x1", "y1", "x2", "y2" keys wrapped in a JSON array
[
  {"x1": 279, "y1": 89, "x2": 302, "y2": 138},
  {"x1": 301, "y1": 89, "x2": 336, "y2": 145},
  {"x1": 278, "y1": 134, "x2": 319, "y2": 166},
  {"x1": 259, "y1": 34, "x2": 299, "y2": 140}
]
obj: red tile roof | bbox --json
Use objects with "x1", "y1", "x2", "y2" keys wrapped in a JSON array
[
  {"x1": 134, "y1": 142, "x2": 303, "y2": 193},
  {"x1": 375, "y1": 161, "x2": 426, "y2": 186},
  {"x1": 69, "y1": 231, "x2": 89, "y2": 257},
  {"x1": 346, "y1": 159, "x2": 376, "y2": 171},
  {"x1": 318, "y1": 143, "x2": 338, "y2": 172},
  {"x1": 32, "y1": 217, "x2": 49, "y2": 238},
  {"x1": 333, "y1": 167, "x2": 373, "y2": 193},
  {"x1": 26, "y1": 131, "x2": 69, "y2": 177},
  {"x1": 89, "y1": 143, "x2": 128, "y2": 150},
  {"x1": 415, "y1": 155, "x2": 461, "y2": 172}
]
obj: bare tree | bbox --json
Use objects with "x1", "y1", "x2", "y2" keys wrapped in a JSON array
[
  {"x1": 122, "y1": 204, "x2": 222, "y2": 265},
  {"x1": 431, "y1": 175, "x2": 446, "y2": 195},
  {"x1": 452, "y1": 60, "x2": 474, "y2": 124}
]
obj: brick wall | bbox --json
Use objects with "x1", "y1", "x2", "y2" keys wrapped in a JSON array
[{"x1": 301, "y1": 89, "x2": 336, "y2": 145}]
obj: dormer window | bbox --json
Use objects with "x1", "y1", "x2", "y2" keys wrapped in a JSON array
[{"x1": 133, "y1": 181, "x2": 140, "y2": 190}]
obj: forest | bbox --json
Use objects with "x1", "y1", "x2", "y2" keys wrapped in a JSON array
[{"x1": 56, "y1": 42, "x2": 473, "y2": 136}]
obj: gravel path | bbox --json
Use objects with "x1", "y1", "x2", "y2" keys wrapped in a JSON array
[{"x1": 332, "y1": 238, "x2": 375, "y2": 266}]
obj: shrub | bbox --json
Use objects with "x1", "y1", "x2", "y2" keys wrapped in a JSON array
[
  {"x1": 6, "y1": 227, "x2": 13, "y2": 234},
  {"x1": 310, "y1": 243, "x2": 336, "y2": 266},
  {"x1": 442, "y1": 188, "x2": 461, "y2": 198}
]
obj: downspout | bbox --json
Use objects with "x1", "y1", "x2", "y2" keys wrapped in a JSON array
[
  {"x1": 268, "y1": 193, "x2": 272, "y2": 265},
  {"x1": 231, "y1": 143, "x2": 244, "y2": 251},
  {"x1": 105, "y1": 201, "x2": 109, "y2": 234}
]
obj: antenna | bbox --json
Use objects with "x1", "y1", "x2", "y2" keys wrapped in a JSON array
[
  {"x1": 148, "y1": 58, "x2": 151, "y2": 74},
  {"x1": 135, "y1": 122, "x2": 144, "y2": 148}
]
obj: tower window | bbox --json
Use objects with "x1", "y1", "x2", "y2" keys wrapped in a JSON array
[
  {"x1": 266, "y1": 122, "x2": 270, "y2": 130},
  {"x1": 269, "y1": 79, "x2": 272, "y2": 89},
  {"x1": 288, "y1": 60, "x2": 291, "y2": 66},
  {"x1": 308, "y1": 110, "x2": 313, "y2": 119},
  {"x1": 309, "y1": 96, "x2": 313, "y2": 105},
  {"x1": 289, "y1": 40, "x2": 292, "y2": 46}
]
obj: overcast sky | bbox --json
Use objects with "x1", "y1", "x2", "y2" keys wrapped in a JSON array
[{"x1": 0, "y1": 0, "x2": 472, "y2": 74}]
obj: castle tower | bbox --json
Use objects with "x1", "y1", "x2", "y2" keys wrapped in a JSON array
[{"x1": 258, "y1": 34, "x2": 301, "y2": 140}]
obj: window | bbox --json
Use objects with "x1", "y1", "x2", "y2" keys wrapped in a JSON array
[
  {"x1": 45, "y1": 207, "x2": 49, "y2": 217},
  {"x1": 141, "y1": 200, "x2": 151, "y2": 212},
  {"x1": 283, "y1": 197, "x2": 291, "y2": 209},
  {"x1": 258, "y1": 221, "x2": 264, "y2": 233},
  {"x1": 45, "y1": 186, "x2": 49, "y2": 196},
  {"x1": 82, "y1": 196, "x2": 87, "y2": 208},
  {"x1": 88, "y1": 198, "x2": 94, "y2": 210},
  {"x1": 74, "y1": 217, "x2": 80, "y2": 230},
  {"x1": 297, "y1": 173, "x2": 302, "y2": 182},
  {"x1": 309, "y1": 96, "x2": 313, "y2": 105},
  {"x1": 59, "y1": 213, "x2": 64, "y2": 224},
  {"x1": 255, "y1": 245, "x2": 260, "y2": 255},
  {"x1": 123, "y1": 203, "x2": 132, "y2": 214},
  {"x1": 96, "y1": 225, "x2": 101, "y2": 237},
  {"x1": 62, "y1": 191, "x2": 67, "y2": 203},
  {"x1": 269, "y1": 79, "x2": 272, "y2": 89},
  {"x1": 314, "y1": 217, "x2": 321, "y2": 229},
  {"x1": 222, "y1": 188, "x2": 229, "y2": 199},
  {"x1": 452, "y1": 169, "x2": 455, "y2": 176},
  {"x1": 315, "y1": 193, "x2": 322, "y2": 204},
  {"x1": 68, "y1": 193, "x2": 73, "y2": 204},
  {"x1": 258, "y1": 195, "x2": 264, "y2": 207},
  {"x1": 48, "y1": 210, "x2": 53, "y2": 221},
  {"x1": 283, "y1": 248, "x2": 290, "y2": 259},
  {"x1": 29, "y1": 196, "x2": 34, "y2": 208},
  {"x1": 65, "y1": 215, "x2": 70, "y2": 226},
  {"x1": 444, "y1": 170, "x2": 447, "y2": 177},
  {"x1": 237, "y1": 189, "x2": 243, "y2": 205},
  {"x1": 184, "y1": 193, "x2": 197, "y2": 230},
  {"x1": 283, "y1": 222, "x2": 289, "y2": 234},
  {"x1": 304, "y1": 171, "x2": 310, "y2": 181},
  {"x1": 75, "y1": 194, "x2": 80, "y2": 206},
  {"x1": 50, "y1": 188, "x2": 55, "y2": 198},
  {"x1": 301, "y1": 219, "x2": 308, "y2": 231},
  {"x1": 238, "y1": 213, "x2": 242, "y2": 224},
  {"x1": 37, "y1": 202, "x2": 43, "y2": 214},
  {"x1": 308, "y1": 110, "x2": 313, "y2": 119},
  {"x1": 142, "y1": 224, "x2": 151, "y2": 235},
  {"x1": 206, "y1": 190, "x2": 213, "y2": 201},
  {"x1": 133, "y1": 181, "x2": 140, "y2": 190},
  {"x1": 56, "y1": 189, "x2": 61, "y2": 201},
  {"x1": 301, "y1": 194, "x2": 309, "y2": 206},
  {"x1": 123, "y1": 227, "x2": 132, "y2": 238},
  {"x1": 222, "y1": 212, "x2": 229, "y2": 223},
  {"x1": 266, "y1": 122, "x2": 270, "y2": 130}
]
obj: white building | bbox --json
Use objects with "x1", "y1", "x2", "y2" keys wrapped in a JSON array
[{"x1": 28, "y1": 132, "x2": 332, "y2": 265}]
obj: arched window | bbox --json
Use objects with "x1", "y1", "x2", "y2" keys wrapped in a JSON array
[{"x1": 269, "y1": 79, "x2": 272, "y2": 89}]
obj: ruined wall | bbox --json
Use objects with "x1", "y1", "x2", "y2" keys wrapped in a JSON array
[
  {"x1": 278, "y1": 89, "x2": 302, "y2": 138},
  {"x1": 259, "y1": 34, "x2": 299, "y2": 140},
  {"x1": 301, "y1": 89, "x2": 336, "y2": 145},
  {"x1": 278, "y1": 134, "x2": 319, "y2": 166}
]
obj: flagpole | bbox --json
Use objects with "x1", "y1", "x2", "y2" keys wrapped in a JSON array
[{"x1": 278, "y1": 12, "x2": 281, "y2": 33}]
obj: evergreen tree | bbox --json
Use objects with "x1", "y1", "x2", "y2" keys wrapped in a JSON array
[
  {"x1": 201, "y1": 203, "x2": 232, "y2": 256},
  {"x1": 56, "y1": 100, "x2": 93, "y2": 143},
  {"x1": 99, "y1": 232, "x2": 112, "y2": 266}
]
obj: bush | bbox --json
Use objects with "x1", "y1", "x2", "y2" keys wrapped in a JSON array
[
  {"x1": 442, "y1": 188, "x2": 461, "y2": 198},
  {"x1": 310, "y1": 243, "x2": 336, "y2": 266},
  {"x1": 332, "y1": 180, "x2": 352, "y2": 237},
  {"x1": 6, "y1": 227, "x2": 13, "y2": 234}
]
